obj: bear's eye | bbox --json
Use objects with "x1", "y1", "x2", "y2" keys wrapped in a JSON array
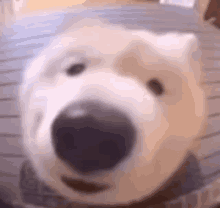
[
  {"x1": 66, "y1": 63, "x2": 86, "y2": 76},
  {"x1": 147, "y1": 78, "x2": 164, "y2": 96}
]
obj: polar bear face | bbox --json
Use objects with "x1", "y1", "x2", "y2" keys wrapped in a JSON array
[{"x1": 19, "y1": 22, "x2": 207, "y2": 206}]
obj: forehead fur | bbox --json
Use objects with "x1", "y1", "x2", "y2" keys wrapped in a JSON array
[
  {"x1": 23, "y1": 20, "x2": 201, "y2": 93},
  {"x1": 47, "y1": 22, "x2": 199, "y2": 62}
]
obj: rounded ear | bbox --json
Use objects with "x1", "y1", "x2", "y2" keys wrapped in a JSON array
[
  {"x1": 134, "y1": 31, "x2": 203, "y2": 84},
  {"x1": 187, "y1": 34, "x2": 204, "y2": 85}
]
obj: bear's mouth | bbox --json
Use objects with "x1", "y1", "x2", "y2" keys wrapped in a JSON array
[{"x1": 61, "y1": 176, "x2": 109, "y2": 194}]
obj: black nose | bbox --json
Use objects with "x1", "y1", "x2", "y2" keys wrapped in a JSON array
[{"x1": 51, "y1": 101, "x2": 136, "y2": 174}]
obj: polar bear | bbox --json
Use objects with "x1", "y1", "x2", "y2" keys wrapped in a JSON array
[{"x1": 19, "y1": 19, "x2": 207, "y2": 206}]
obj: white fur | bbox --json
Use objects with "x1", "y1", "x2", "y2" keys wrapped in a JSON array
[{"x1": 19, "y1": 22, "x2": 207, "y2": 205}]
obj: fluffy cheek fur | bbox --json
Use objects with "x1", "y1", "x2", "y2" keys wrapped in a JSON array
[{"x1": 19, "y1": 26, "x2": 207, "y2": 205}]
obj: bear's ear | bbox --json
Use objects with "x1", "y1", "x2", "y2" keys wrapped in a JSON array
[
  {"x1": 186, "y1": 34, "x2": 204, "y2": 85},
  {"x1": 134, "y1": 31, "x2": 203, "y2": 84}
]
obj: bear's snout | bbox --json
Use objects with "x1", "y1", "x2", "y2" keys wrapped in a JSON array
[{"x1": 51, "y1": 100, "x2": 136, "y2": 174}]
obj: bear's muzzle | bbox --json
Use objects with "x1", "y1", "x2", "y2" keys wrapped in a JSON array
[{"x1": 51, "y1": 100, "x2": 136, "y2": 175}]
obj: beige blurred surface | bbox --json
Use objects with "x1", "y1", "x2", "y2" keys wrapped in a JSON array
[
  {"x1": 17, "y1": 0, "x2": 158, "y2": 14},
  {"x1": 198, "y1": 0, "x2": 210, "y2": 16}
]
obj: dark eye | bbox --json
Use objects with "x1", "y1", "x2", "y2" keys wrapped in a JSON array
[
  {"x1": 66, "y1": 63, "x2": 86, "y2": 76},
  {"x1": 147, "y1": 78, "x2": 164, "y2": 96}
]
